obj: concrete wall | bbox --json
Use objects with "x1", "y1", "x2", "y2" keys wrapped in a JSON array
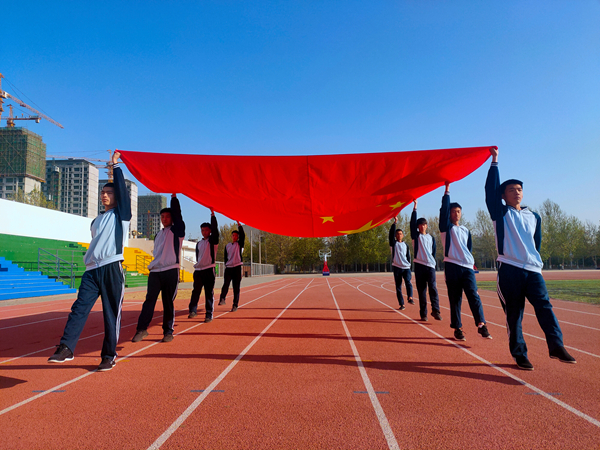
[{"x1": 1, "y1": 198, "x2": 93, "y2": 243}]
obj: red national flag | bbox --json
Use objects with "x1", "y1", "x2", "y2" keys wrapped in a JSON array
[{"x1": 118, "y1": 146, "x2": 493, "y2": 238}]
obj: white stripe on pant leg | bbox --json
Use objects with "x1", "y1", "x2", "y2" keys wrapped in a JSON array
[
  {"x1": 496, "y1": 269, "x2": 511, "y2": 343},
  {"x1": 168, "y1": 278, "x2": 179, "y2": 331},
  {"x1": 115, "y1": 266, "x2": 125, "y2": 351}
]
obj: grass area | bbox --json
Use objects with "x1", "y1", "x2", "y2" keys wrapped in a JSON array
[{"x1": 477, "y1": 280, "x2": 600, "y2": 305}]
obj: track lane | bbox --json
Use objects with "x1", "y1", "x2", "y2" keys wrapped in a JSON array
[{"x1": 345, "y1": 277, "x2": 600, "y2": 449}]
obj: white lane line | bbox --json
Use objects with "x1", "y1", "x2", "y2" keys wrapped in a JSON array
[
  {"x1": 0, "y1": 280, "x2": 292, "y2": 364},
  {"x1": 358, "y1": 279, "x2": 600, "y2": 359},
  {"x1": 327, "y1": 278, "x2": 400, "y2": 450},
  {"x1": 475, "y1": 289, "x2": 600, "y2": 317},
  {"x1": 433, "y1": 286, "x2": 600, "y2": 331},
  {"x1": 0, "y1": 278, "x2": 287, "y2": 324},
  {"x1": 0, "y1": 303, "x2": 146, "y2": 331},
  {"x1": 339, "y1": 278, "x2": 600, "y2": 429},
  {"x1": 0, "y1": 279, "x2": 303, "y2": 417},
  {"x1": 147, "y1": 279, "x2": 314, "y2": 450},
  {"x1": 356, "y1": 276, "x2": 600, "y2": 317}
]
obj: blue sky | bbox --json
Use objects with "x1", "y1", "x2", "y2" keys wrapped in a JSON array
[{"x1": 2, "y1": 1, "x2": 599, "y2": 238}]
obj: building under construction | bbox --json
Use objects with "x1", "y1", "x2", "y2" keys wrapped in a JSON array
[{"x1": 0, "y1": 127, "x2": 46, "y2": 199}]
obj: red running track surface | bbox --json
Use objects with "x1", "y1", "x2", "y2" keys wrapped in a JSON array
[{"x1": 1, "y1": 273, "x2": 599, "y2": 450}]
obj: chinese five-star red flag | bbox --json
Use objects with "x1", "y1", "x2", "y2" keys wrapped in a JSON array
[{"x1": 118, "y1": 146, "x2": 493, "y2": 237}]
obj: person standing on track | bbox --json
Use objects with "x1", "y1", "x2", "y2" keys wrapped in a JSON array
[
  {"x1": 440, "y1": 182, "x2": 491, "y2": 341},
  {"x1": 132, "y1": 194, "x2": 186, "y2": 343},
  {"x1": 389, "y1": 216, "x2": 413, "y2": 310},
  {"x1": 48, "y1": 151, "x2": 131, "y2": 372},
  {"x1": 218, "y1": 221, "x2": 245, "y2": 312},
  {"x1": 411, "y1": 200, "x2": 442, "y2": 321},
  {"x1": 485, "y1": 147, "x2": 576, "y2": 370},
  {"x1": 188, "y1": 209, "x2": 219, "y2": 323}
]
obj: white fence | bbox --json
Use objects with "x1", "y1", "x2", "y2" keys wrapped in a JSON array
[
  {"x1": 250, "y1": 263, "x2": 275, "y2": 276},
  {"x1": 182, "y1": 257, "x2": 275, "y2": 278}
]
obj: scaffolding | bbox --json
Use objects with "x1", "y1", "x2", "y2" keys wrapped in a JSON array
[{"x1": 0, "y1": 127, "x2": 46, "y2": 181}]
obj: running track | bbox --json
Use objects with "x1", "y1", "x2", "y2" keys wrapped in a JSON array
[{"x1": 1, "y1": 273, "x2": 599, "y2": 449}]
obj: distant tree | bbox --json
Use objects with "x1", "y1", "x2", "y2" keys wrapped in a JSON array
[
  {"x1": 10, "y1": 187, "x2": 57, "y2": 210},
  {"x1": 539, "y1": 200, "x2": 565, "y2": 268},
  {"x1": 471, "y1": 209, "x2": 496, "y2": 270},
  {"x1": 263, "y1": 232, "x2": 296, "y2": 273},
  {"x1": 291, "y1": 237, "x2": 323, "y2": 272},
  {"x1": 326, "y1": 235, "x2": 349, "y2": 272}
]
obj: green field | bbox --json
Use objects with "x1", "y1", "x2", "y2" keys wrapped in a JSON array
[{"x1": 477, "y1": 280, "x2": 600, "y2": 305}]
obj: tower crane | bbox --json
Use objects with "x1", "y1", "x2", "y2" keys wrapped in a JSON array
[
  {"x1": 0, "y1": 73, "x2": 64, "y2": 128},
  {"x1": 47, "y1": 151, "x2": 115, "y2": 181}
]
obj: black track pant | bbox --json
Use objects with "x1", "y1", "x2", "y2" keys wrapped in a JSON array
[
  {"x1": 189, "y1": 268, "x2": 215, "y2": 317},
  {"x1": 392, "y1": 266, "x2": 413, "y2": 307},
  {"x1": 414, "y1": 263, "x2": 440, "y2": 319},
  {"x1": 60, "y1": 262, "x2": 124, "y2": 360},
  {"x1": 136, "y1": 268, "x2": 179, "y2": 335},
  {"x1": 220, "y1": 265, "x2": 242, "y2": 307}
]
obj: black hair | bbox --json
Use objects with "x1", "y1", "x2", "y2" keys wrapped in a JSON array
[
  {"x1": 395, "y1": 228, "x2": 403, "y2": 234},
  {"x1": 416, "y1": 218, "x2": 427, "y2": 226},
  {"x1": 231, "y1": 230, "x2": 239, "y2": 235},
  {"x1": 500, "y1": 179, "x2": 523, "y2": 194},
  {"x1": 449, "y1": 202, "x2": 462, "y2": 210},
  {"x1": 200, "y1": 222, "x2": 211, "y2": 229},
  {"x1": 160, "y1": 208, "x2": 172, "y2": 215},
  {"x1": 102, "y1": 182, "x2": 115, "y2": 189}
]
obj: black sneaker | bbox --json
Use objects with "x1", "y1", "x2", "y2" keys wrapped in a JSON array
[
  {"x1": 98, "y1": 357, "x2": 115, "y2": 372},
  {"x1": 48, "y1": 344, "x2": 74, "y2": 363},
  {"x1": 231, "y1": 306, "x2": 238, "y2": 312},
  {"x1": 218, "y1": 298, "x2": 226, "y2": 306},
  {"x1": 132, "y1": 330, "x2": 149, "y2": 342},
  {"x1": 478, "y1": 325, "x2": 492, "y2": 339},
  {"x1": 161, "y1": 334, "x2": 174, "y2": 343},
  {"x1": 549, "y1": 346, "x2": 577, "y2": 364},
  {"x1": 454, "y1": 328, "x2": 466, "y2": 341},
  {"x1": 515, "y1": 355, "x2": 534, "y2": 371},
  {"x1": 399, "y1": 305, "x2": 406, "y2": 311},
  {"x1": 204, "y1": 316, "x2": 213, "y2": 323},
  {"x1": 420, "y1": 316, "x2": 428, "y2": 322},
  {"x1": 188, "y1": 311, "x2": 197, "y2": 318},
  {"x1": 431, "y1": 311, "x2": 442, "y2": 321},
  {"x1": 408, "y1": 298, "x2": 415, "y2": 305}
]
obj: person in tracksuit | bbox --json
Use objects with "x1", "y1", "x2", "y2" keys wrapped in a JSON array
[
  {"x1": 485, "y1": 147, "x2": 576, "y2": 370},
  {"x1": 132, "y1": 194, "x2": 186, "y2": 343},
  {"x1": 411, "y1": 200, "x2": 441, "y2": 321},
  {"x1": 440, "y1": 182, "x2": 491, "y2": 341},
  {"x1": 48, "y1": 151, "x2": 131, "y2": 372},
  {"x1": 389, "y1": 216, "x2": 413, "y2": 310},
  {"x1": 188, "y1": 210, "x2": 219, "y2": 323},
  {"x1": 218, "y1": 221, "x2": 245, "y2": 312}
]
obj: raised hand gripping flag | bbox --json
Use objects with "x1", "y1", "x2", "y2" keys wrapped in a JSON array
[{"x1": 119, "y1": 146, "x2": 493, "y2": 238}]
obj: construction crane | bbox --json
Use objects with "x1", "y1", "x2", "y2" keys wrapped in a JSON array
[
  {"x1": 47, "y1": 151, "x2": 115, "y2": 181},
  {"x1": 0, "y1": 73, "x2": 64, "y2": 128}
]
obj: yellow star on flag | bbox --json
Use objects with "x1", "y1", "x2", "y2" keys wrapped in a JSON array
[
  {"x1": 389, "y1": 201, "x2": 404, "y2": 209},
  {"x1": 321, "y1": 216, "x2": 334, "y2": 223},
  {"x1": 339, "y1": 221, "x2": 375, "y2": 235}
]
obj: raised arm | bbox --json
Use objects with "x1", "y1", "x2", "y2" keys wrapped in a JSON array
[
  {"x1": 485, "y1": 147, "x2": 503, "y2": 221},
  {"x1": 238, "y1": 222, "x2": 246, "y2": 248},
  {"x1": 112, "y1": 151, "x2": 132, "y2": 221},
  {"x1": 410, "y1": 200, "x2": 418, "y2": 240},
  {"x1": 389, "y1": 217, "x2": 397, "y2": 247},
  {"x1": 170, "y1": 194, "x2": 186, "y2": 238},
  {"x1": 439, "y1": 182, "x2": 450, "y2": 233},
  {"x1": 209, "y1": 209, "x2": 219, "y2": 244}
]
